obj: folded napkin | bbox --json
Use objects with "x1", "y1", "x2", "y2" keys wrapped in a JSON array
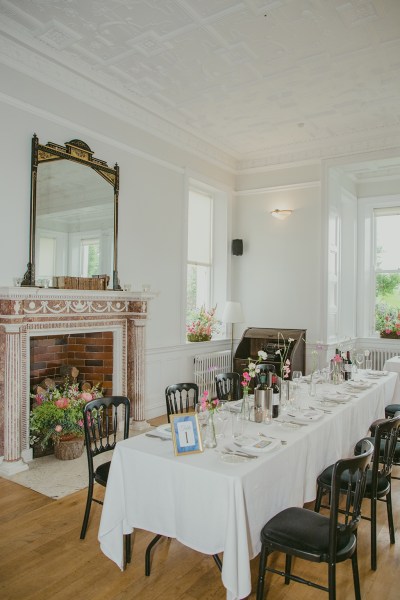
[
  {"x1": 156, "y1": 424, "x2": 172, "y2": 438},
  {"x1": 233, "y1": 435, "x2": 279, "y2": 453},
  {"x1": 228, "y1": 401, "x2": 242, "y2": 413},
  {"x1": 366, "y1": 370, "x2": 388, "y2": 377},
  {"x1": 284, "y1": 410, "x2": 324, "y2": 424},
  {"x1": 345, "y1": 380, "x2": 372, "y2": 390},
  {"x1": 324, "y1": 393, "x2": 352, "y2": 403},
  {"x1": 301, "y1": 374, "x2": 324, "y2": 384}
]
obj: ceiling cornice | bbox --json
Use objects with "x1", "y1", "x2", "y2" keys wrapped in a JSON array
[
  {"x1": 0, "y1": 32, "x2": 238, "y2": 173},
  {"x1": 1, "y1": 29, "x2": 400, "y2": 174}
]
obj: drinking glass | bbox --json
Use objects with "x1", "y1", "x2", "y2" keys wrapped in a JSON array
[
  {"x1": 292, "y1": 371, "x2": 302, "y2": 407},
  {"x1": 355, "y1": 352, "x2": 364, "y2": 379},
  {"x1": 195, "y1": 404, "x2": 208, "y2": 441},
  {"x1": 215, "y1": 401, "x2": 230, "y2": 439},
  {"x1": 232, "y1": 412, "x2": 245, "y2": 438}
]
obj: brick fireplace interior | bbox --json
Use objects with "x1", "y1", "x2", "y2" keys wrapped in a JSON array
[{"x1": 30, "y1": 332, "x2": 114, "y2": 398}]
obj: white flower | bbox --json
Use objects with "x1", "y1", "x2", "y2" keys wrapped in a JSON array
[{"x1": 258, "y1": 350, "x2": 268, "y2": 361}]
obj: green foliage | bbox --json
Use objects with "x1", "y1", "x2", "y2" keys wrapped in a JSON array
[
  {"x1": 376, "y1": 273, "x2": 400, "y2": 298},
  {"x1": 30, "y1": 380, "x2": 103, "y2": 448}
]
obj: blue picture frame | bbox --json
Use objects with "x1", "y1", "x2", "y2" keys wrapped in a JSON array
[{"x1": 170, "y1": 413, "x2": 203, "y2": 455}]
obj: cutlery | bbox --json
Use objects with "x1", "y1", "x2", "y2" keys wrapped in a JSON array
[
  {"x1": 229, "y1": 445, "x2": 258, "y2": 459},
  {"x1": 309, "y1": 406, "x2": 332, "y2": 414},
  {"x1": 258, "y1": 432, "x2": 287, "y2": 445},
  {"x1": 145, "y1": 433, "x2": 170, "y2": 441},
  {"x1": 276, "y1": 419, "x2": 307, "y2": 427}
]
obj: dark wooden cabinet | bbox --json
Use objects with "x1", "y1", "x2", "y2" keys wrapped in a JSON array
[{"x1": 233, "y1": 327, "x2": 306, "y2": 379}]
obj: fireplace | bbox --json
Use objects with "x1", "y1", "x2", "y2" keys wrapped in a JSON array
[
  {"x1": 0, "y1": 287, "x2": 152, "y2": 475},
  {"x1": 30, "y1": 332, "x2": 114, "y2": 395}
]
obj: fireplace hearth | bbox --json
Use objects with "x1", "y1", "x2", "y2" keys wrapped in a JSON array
[{"x1": 0, "y1": 287, "x2": 153, "y2": 475}]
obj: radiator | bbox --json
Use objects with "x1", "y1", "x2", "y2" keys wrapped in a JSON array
[
  {"x1": 369, "y1": 349, "x2": 399, "y2": 370},
  {"x1": 194, "y1": 350, "x2": 231, "y2": 398}
]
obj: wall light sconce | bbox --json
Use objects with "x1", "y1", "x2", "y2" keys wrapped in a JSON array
[{"x1": 270, "y1": 209, "x2": 293, "y2": 220}]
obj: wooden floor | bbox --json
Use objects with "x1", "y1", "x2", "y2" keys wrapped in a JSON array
[{"x1": 1, "y1": 420, "x2": 400, "y2": 600}]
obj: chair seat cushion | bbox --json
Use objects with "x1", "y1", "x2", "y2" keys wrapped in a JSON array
[
  {"x1": 354, "y1": 437, "x2": 400, "y2": 462},
  {"x1": 318, "y1": 463, "x2": 390, "y2": 496},
  {"x1": 261, "y1": 507, "x2": 351, "y2": 555},
  {"x1": 385, "y1": 404, "x2": 400, "y2": 417},
  {"x1": 94, "y1": 460, "x2": 111, "y2": 486}
]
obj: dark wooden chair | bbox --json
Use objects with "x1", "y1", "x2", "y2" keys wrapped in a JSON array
[
  {"x1": 80, "y1": 396, "x2": 131, "y2": 565},
  {"x1": 256, "y1": 440, "x2": 373, "y2": 600},
  {"x1": 315, "y1": 415, "x2": 400, "y2": 570},
  {"x1": 215, "y1": 372, "x2": 241, "y2": 401},
  {"x1": 165, "y1": 383, "x2": 199, "y2": 423}
]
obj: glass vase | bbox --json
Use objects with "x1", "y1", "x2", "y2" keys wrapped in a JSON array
[
  {"x1": 279, "y1": 379, "x2": 290, "y2": 411},
  {"x1": 241, "y1": 389, "x2": 250, "y2": 420},
  {"x1": 203, "y1": 411, "x2": 217, "y2": 448}
]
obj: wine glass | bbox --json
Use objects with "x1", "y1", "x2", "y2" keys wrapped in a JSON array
[
  {"x1": 215, "y1": 401, "x2": 230, "y2": 439},
  {"x1": 355, "y1": 352, "x2": 364, "y2": 377}
]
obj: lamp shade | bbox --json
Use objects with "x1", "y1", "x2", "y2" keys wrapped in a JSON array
[{"x1": 221, "y1": 301, "x2": 244, "y2": 324}]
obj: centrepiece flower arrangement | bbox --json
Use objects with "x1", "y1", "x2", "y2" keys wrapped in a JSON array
[
  {"x1": 241, "y1": 350, "x2": 268, "y2": 394},
  {"x1": 30, "y1": 378, "x2": 103, "y2": 448},
  {"x1": 275, "y1": 332, "x2": 293, "y2": 379},
  {"x1": 198, "y1": 389, "x2": 219, "y2": 413},
  {"x1": 186, "y1": 305, "x2": 220, "y2": 342}
]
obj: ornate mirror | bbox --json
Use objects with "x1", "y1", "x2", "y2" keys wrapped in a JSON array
[{"x1": 22, "y1": 134, "x2": 120, "y2": 289}]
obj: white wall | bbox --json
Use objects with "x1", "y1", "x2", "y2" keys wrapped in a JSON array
[
  {"x1": 233, "y1": 169, "x2": 322, "y2": 348},
  {"x1": 0, "y1": 66, "x2": 235, "y2": 419},
  {"x1": 1, "y1": 63, "x2": 400, "y2": 418}
]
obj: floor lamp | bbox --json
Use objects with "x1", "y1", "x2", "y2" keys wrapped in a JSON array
[{"x1": 221, "y1": 301, "x2": 244, "y2": 372}]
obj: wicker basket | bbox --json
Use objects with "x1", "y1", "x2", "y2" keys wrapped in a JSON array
[{"x1": 54, "y1": 436, "x2": 84, "y2": 460}]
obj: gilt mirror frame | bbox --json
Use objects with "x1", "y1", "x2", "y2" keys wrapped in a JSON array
[{"x1": 22, "y1": 134, "x2": 121, "y2": 290}]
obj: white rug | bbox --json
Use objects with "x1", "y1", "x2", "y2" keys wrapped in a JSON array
[{"x1": 5, "y1": 426, "x2": 153, "y2": 499}]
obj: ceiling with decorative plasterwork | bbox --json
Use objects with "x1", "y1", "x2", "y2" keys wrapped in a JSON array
[{"x1": 0, "y1": 0, "x2": 399, "y2": 172}]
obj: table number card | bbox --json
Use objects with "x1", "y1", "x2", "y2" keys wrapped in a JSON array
[{"x1": 170, "y1": 413, "x2": 203, "y2": 455}]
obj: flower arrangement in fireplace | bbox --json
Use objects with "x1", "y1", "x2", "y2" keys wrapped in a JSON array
[{"x1": 29, "y1": 378, "x2": 103, "y2": 448}]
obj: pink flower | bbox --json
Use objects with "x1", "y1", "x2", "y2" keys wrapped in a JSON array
[
  {"x1": 55, "y1": 425, "x2": 62, "y2": 433},
  {"x1": 35, "y1": 395, "x2": 43, "y2": 406},
  {"x1": 77, "y1": 419, "x2": 84, "y2": 427},
  {"x1": 333, "y1": 354, "x2": 342, "y2": 363},
  {"x1": 55, "y1": 397, "x2": 69, "y2": 409},
  {"x1": 385, "y1": 328, "x2": 392, "y2": 334},
  {"x1": 81, "y1": 392, "x2": 93, "y2": 402}
]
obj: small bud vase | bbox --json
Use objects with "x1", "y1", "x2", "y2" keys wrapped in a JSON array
[
  {"x1": 241, "y1": 389, "x2": 250, "y2": 420},
  {"x1": 203, "y1": 411, "x2": 217, "y2": 448}
]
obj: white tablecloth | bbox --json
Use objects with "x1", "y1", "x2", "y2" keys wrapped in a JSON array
[
  {"x1": 98, "y1": 372, "x2": 396, "y2": 600},
  {"x1": 383, "y1": 356, "x2": 400, "y2": 403}
]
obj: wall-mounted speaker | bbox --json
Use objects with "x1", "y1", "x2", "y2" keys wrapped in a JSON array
[{"x1": 232, "y1": 239, "x2": 243, "y2": 256}]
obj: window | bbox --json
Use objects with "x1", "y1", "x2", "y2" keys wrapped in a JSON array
[
  {"x1": 37, "y1": 236, "x2": 56, "y2": 279},
  {"x1": 357, "y1": 196, "x2": 400, "y2": 337},
  {"x1": 374, "y1": 207, "x2": 400, "y2": 333},
  {"x1": 81, "y1": 238, "x2": 100, "y2": 277},
  {"x1": 185, "y1": 179, "x2": 229, "y2": 339},
  {"x1": 187, "y1": 188, "x2": 213, "y2": 314}
]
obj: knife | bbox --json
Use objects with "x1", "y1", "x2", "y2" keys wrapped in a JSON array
[{"x1": 145, "y1": 433, "x2": 170, "y2": 441}]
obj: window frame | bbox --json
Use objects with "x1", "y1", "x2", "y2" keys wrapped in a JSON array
[
  {"x1": 184, "y1": 175, "x2": 230, "y2": 343},
  {"x1": 357, "y1": 195, "x2": 400, "y2": 337}
]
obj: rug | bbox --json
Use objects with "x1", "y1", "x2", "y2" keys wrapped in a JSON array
[{"x1": 4, "y1": 425, "x2": 153, "y2": 499}]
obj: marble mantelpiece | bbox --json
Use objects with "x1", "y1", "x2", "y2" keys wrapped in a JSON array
[{"x1": 0, "y1": 287, "x2": 153, "y2": 475}]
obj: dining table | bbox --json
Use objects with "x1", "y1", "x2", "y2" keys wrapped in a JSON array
[
  {"x1": 383, "y1": 355, "x2": 400, "y2": 403},
  {"x1": 98, "y1": 370, "x2": 396, "y2": 600}
]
